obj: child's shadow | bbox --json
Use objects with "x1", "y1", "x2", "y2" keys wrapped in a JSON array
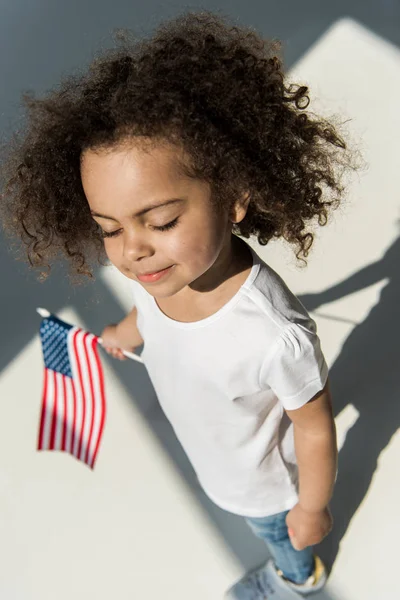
[{"x1": 298, "y1": 234, "x2": 400, "y2": 569}]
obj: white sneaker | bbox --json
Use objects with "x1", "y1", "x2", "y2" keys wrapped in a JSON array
[
  {"x1": 225, "y1": 561, "x2": 302, "y2": 599},
  {"x1": 225, "y1": 556, "x2": 327, "y2": 599},
  {"x1": 275, "y1": 556, "x2": 327, "y2": 596}
]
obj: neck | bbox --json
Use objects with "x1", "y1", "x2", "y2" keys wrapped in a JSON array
[{"x1": 189, "y1": 233, "x2": 250, "y2": 294}]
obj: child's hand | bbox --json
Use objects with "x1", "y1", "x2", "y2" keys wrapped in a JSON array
[
  {"x1": 100, "y1": 324, "x2": 132, "y2": 361},
  {"x1": 286, "y1": 504, "x2": 332, "y2": 551},
  {"x1": 100, "y1": 308, "x2": 143, "y2": 361}
]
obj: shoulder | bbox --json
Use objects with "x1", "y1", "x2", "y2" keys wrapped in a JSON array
[{"x1": 244, "y1": 249, "x2": 314, "y2": 335}]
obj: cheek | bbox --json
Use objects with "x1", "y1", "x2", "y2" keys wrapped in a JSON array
[
  {"x1": 103, "y1": 240, "x2": 122, "y2": 267},
  {"x1": 170, "y1": 218, "x2": 226, "y2": 268}
]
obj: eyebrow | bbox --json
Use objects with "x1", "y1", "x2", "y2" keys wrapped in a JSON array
[{"x1": 90, "y1": 198, "x2": 185, "y2": 221}]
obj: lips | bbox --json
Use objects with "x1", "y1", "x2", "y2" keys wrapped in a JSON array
[{"x1": 136, "y1": 265, "x2": 174, "y2": 283}]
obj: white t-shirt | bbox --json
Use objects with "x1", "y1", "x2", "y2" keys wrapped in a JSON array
[{"x1": 131, "y1": 243, "x2": 328, "y2": 517}]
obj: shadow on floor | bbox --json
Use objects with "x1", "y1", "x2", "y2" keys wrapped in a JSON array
[
  {"x1": 2, "y1": 232, "x2": 398, "y2": 590},
  {"x1": 298, "y1": 233, "x2": 400, "y2": 570}
]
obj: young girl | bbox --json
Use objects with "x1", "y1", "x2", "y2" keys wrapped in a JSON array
[{"x1": 1, "y1": 10, "x2": 354, "y2": 599}]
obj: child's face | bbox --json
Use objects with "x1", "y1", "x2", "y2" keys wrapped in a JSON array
[{"x1": 81, "y1": 141, "x2": 238, "y2": 298}]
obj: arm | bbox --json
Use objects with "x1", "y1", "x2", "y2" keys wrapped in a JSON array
[
  {"x1": 115, "y1": 306, "x2": 144, "y2": 349},
  {"x1": 101, "y1": 306, "x2": 144, "y2": 360},
  {"x1": 285, "y1": 378, "x2": 337, "y2": 550}
]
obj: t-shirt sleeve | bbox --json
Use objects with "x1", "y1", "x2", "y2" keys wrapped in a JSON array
[{"x1": 260, "y1": 321, "x2": 329, "y2": 411}]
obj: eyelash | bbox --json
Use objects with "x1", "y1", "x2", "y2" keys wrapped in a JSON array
[
  {"x1": 101, "y1": 217, "x2": 179, "y2": 238},
  {"x1": 154, "y1": 217, "x2": 179, "y2": 232}
]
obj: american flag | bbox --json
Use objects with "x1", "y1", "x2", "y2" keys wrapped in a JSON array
[{"x1": 38, "y1": 315, "x2": 106, "y2": 468}]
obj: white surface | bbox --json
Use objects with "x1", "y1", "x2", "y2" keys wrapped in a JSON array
[
  {"x1": 250, "y1": 17, "x2": 400, "y2": 600},
  {"x1": 0, "y1": 309, "x2": 240, "y2": 600},
  {"x1": 1, "y1": 17, "x2": 399, "y2": 600}
]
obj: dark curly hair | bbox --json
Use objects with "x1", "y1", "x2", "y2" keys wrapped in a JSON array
[{"x1": 0, "y1": 9, "x2": 358, "y2": 280}]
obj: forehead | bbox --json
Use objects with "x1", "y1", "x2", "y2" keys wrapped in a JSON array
[
  {"x1": 81, "y1": 140, "x2": 189, "y2": 186},
  {"x1": 80, "y1": 140, "x2": 212, "y2": 216}
]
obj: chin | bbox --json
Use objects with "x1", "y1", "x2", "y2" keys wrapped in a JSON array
[
  {"x1": 149, "y1": 284, "x2": 183, "y2": 299},
  {"x1": 147, "y1": 277, "x2": 190, "y2": 299}
]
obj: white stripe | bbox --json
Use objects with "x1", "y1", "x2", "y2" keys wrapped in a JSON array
[
  {"x1": 68, "y1": 327, "x2": 84, "y2": 458},
  {"x1": 41, "y1": 371, "x2": 55, "y2": 450},
  {"x1": 64, "y1": 375, "x2": 74, "y2": 453},
  {"x1": 86, "y1": 338, "x2": 103, "y2": 466},
  {"x1": 53, "y1": 371, "x2": 65, "y2": 451}
]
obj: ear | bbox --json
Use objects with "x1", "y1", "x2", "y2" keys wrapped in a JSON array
[{"x1": 230, "y1": 191, "x2": 251, "y2": 224}]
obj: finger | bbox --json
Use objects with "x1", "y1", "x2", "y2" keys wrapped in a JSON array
[
  {"x1": 288, "y1": 529, "x2": 302, "y2": 551},
  {"x1": 116, "y1": 349, "x2": 126, "y2": 360},
  {"x1": 291, "y1": 538, "x2": 303, "y2": 551},
  {"x1": 291, "y1": 539, "x2": 301, "y2": 551}
]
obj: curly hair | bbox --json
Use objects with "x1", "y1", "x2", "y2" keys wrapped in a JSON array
[{"x1": 0, "y1": 9, "x2": 357, "y2": 280}]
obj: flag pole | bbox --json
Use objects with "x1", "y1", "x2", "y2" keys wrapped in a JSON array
[{"x1": 36, "y1": 307, "x2": 144, "y2": 364}]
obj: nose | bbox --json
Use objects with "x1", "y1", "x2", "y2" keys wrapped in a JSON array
[{"x1": 122, "y1": 230, "x2": 154, "y2": 262}]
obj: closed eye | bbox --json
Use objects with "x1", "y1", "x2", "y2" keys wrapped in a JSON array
[
  {"x1": 152, "y1": 217, "x2": 179, "y2": 231},
  {"x1": 100, "y1": 217, "x2": 179, "y2": 238},
  {"x1": 101, "y1": 228, "x2": 122, "y2": 238}
]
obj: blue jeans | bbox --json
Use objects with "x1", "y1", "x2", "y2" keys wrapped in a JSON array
[{"x1": 245, "y1": 510, "x2": 314, "y2": 585}]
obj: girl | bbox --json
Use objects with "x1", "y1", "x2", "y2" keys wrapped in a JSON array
[{"x1": 1, "y1": 10, "x2": 355, "y2": 599}]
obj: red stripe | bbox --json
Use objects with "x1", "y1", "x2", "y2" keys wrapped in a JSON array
[
  {"x1": 90, "y1": 337, "x2": 106, "y2": 469},
  {"x1": 38, "y1": 368, "x2": 49, "y2": 450},
  {"x1": 84, "y1": 336, "x2": 97, "y2": 465},
  {"x1": 61, "y1": 375, "x2": 67, "y2": 451},
  {"x1": 70, "y1": 370, "x2": 77, "y2": 455},
  {"x1": 74, "y1": 331, "x2": 88, "y2": 460},
  {"x1": 49, "y1": 371, "x2": 58, "y2": 450},
  {"x1": 64, "y1": 377, "x2": 73, "y2": 453},
  {"x1": 68, "y1": 329, "x2": 79, "y2": 455}
]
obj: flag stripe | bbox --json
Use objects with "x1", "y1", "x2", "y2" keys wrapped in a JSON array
[
  {"x1": 70, "y1": 329, "x2": 85, "y2": 458},
  {"x1": 90, "y1": 337, "x2": 106, "y2": 469},
  {"x1": 89, "y1": 336, "x2": 105, "y2": 467},
  {"x1": 86, "y1": 336, "x2": 102, "y2": 467},
  {"x1": 49, "y1": 371, "x2": 58, "y2": 450},
  {"x1": 67, "y1": 328, "x2": 79, "y2": 455},
  {"x1": 80, "y1": 333, "x2": 94, "y2": 463},
  {"x1": 64, "y1": 375, "x2": 74, "y2": 453},
  {"x1": 54, "y1": 372, "x2": 65, "y2": 451},
  {"x1": 42, "y1": 371, "x2": 55, "y2": 450},
  {"x1": 76, "y1": 332, "x2": 90, "y2": 461},
  {"x1": 38, "y1": 368, "x2": 49, "y2": 450},
  {"x1": 61, "y1": 375, "x2": 68, "y2": 451},
  {"x1": 84, "y1": 335, "x2": 97, "y2": 465},
  {"x1": 70, "y1": 370, "x2": 77, "y2": 455}
]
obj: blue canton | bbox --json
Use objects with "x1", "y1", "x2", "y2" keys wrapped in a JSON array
[{"x1": 40, "y1": 316, "x2": 74, "y2": 378}]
